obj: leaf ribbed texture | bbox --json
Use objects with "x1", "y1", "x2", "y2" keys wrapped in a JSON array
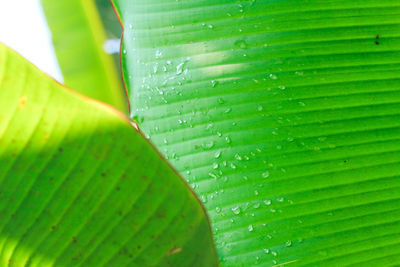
[
  {"x1": 113, "y1": 0, "x2": 400, "y2": 265},
  {"x1": 0, "y1": 43, "x2": 217, "y2": 267}
]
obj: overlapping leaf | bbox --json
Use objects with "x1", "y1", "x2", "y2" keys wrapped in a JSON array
[
  {"x1": 0, "y1": 43, "x2": 217, "y2": 267},
  {"x1": 41, "y1": 0, "x2": 127, "y2": 112},
  {"x1": 113, "y1": 0, "x2": 400, "y2": 265}
]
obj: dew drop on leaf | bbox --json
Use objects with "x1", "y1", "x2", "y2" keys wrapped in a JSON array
[
  {"x1": 232, "y1": 206, "x2": 241, "y2": 215},
  {"x1": 269, "y1": 73, "x2": 278, "y2": 80},
  {"x1": 264, "y1": 199, "x2": 271, "y2": 205}
]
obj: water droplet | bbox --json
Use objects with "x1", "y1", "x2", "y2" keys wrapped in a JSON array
[
  {"x1": 272, "y1": 251, "x2": 277, "y2": 256},
  {"x1": 232, "y1": 206, "x2": 241, "y2": 215},
  {"x1": 225, "y1": 136, "x2": 232, "y2": 144},
  {"x1": 155, "y1": 50, "x2": 162, "y2": 58},
  {"x1": 269, "y1": 73, "x2": 278, "y2": 80},
  {"x1": 257, "y1": 105, "x2": 263, "y2": 111},
  {"x1": 234, "y1": 39, "x2": 248, "y2": 49},
  {"x1": 213, "y1": 163, "x2": 219, "y2": 169},
  {"x1": 176, "y1": 62, "x2": 186, "y2": 75},
  {"x1": 264, "y1": 248, "x2": 270, "y2": 254},
  {"x1": 248, "y1": 224, "x2": 254, "y2": 231},
  {"x1": 235, "y1": 154, "x2": 242, "y2": 160},
  {"x1": 204, "y1": 141, "x2": 214, "y2": 149},
  {"x1": 278, "y1": 85, "x2": 286, "y2": 90},
  {"x1": 200, "y1": 195, "x2": 207, "y2": 203},
  {"x1": 230, "y1": 163, "x2": 237, "y2": 169},
  {"x1": 254, "y1": 190, "x2": 259, "y2": 196},
  {"x1": 218, "y1": 98, "x2": 225, "y2": 104},
  {"x1": 295, "y1": 71, "x2": 304, "y2": 76},
  {"x1": 253, "y1": 203, "x2": 260, "y2": 208},
  {"x1": 215, "y1": 151, "x2": 221, "y2": 158},
  {"x1": 211, "y1": 80, "x2": 219, "y2": 87},
  {"x1": 262, "y1": 171, "x2": 270, "y2": 178},
  {"x1": 285, "y1": 240, "x2": 292, "y2": 247},
  {"x1": 215, "y1": 207, "x2": 221, "y2": 213},
  {"x1": 264, "y1": 199, "x2": 271, "y2": 205},
  {"x1": 208, "y1": 172, "x2": 217, "y2": 178}
]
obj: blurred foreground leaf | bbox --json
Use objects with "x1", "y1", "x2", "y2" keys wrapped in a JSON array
[{"x1": 41, "y1": 0, "x2": 127, "y2": 112}]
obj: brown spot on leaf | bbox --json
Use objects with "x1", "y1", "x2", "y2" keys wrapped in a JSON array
[
  {"x1": 166, "y1": 247, "x2": 182, "y2": 256},
  {"x1": 19, "y1": 96, "x2": 27, "y2": 108}
]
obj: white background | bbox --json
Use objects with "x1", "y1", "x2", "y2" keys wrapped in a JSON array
[{"x1": 0, "y1": 0, "x2": 63, "y2": 81}]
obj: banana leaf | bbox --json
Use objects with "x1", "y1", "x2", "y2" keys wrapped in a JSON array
[{"x1": 112, "y1": 0, "x2": 400, "y2": 265}]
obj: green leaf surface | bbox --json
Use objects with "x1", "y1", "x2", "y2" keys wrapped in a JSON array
[
  {"x1": 113, "y1": 0, "x2": 400, "y2": 265},
  {"x1": 0, "y1": 43, "x2": 217, "y2": 267},
  {"x1": 41, "y1": 0, "x2": 127, "y2": 112},
  {"x1": 95, "y1": 0, "x2": 123, "y2": 40}
]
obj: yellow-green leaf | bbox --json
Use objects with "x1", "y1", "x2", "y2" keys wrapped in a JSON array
[
  {"x1": 41, "y1": 0, "x2": 127, "y2": 112},
  {"x1": 0, "y1": 43, "x2": 217, "y2": 267}
]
